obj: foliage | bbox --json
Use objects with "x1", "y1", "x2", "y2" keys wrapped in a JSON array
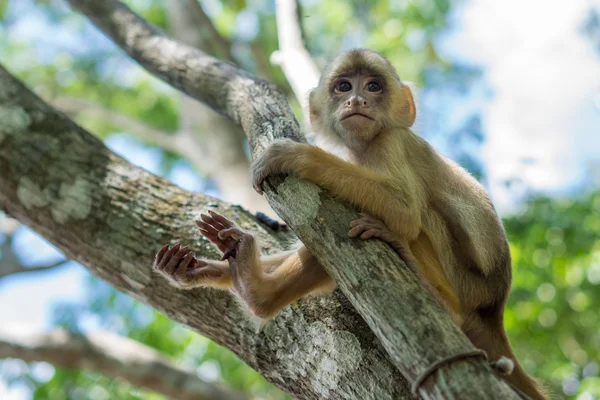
[{"x1": 504, "y1": 192, "x2": 600, "y2": 398}]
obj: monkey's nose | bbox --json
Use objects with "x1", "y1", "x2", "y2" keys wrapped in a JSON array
[{"x1": 346, "y1": 97, "x2": 367, "y2": 107}]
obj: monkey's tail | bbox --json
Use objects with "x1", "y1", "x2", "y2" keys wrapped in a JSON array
[{"x1": 493, "y1": 326, "x2": 550, "y2": 400}]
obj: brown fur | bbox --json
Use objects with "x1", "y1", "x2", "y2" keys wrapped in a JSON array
[{"x1": 154, "y1": 49, "x2": 547, "y2": 400}]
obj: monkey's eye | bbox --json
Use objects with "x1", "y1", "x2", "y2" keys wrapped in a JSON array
[
  {"x1": 336, "y1": 81, "x2": 352, "y2": 92},
  {"x1": 367, "y1": 81, "x2": 382, "y2": 92}
]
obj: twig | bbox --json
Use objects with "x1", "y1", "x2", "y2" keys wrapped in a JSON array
[{"x1": 0, "y1": 326, "x2": 248, "y2": 400}]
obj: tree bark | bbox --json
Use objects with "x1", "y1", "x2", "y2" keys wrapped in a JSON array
[
  {"x1": 0, "y1": 327, "x2": 247, "y2": 400},
  {"x1": 2, "y1": 1, "x2": 522, "y2": 398},
  {"x1": 0, "y1": 65, "x2": 412, "y2": 399}
]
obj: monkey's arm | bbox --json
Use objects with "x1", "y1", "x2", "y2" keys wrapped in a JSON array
[{"x1": 252, "y1": 140, "x2": 422, "y2": 240}]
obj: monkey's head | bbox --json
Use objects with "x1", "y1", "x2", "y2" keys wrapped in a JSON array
[{"x1": 308, "y1": 49, "x2": 415, "y2": 150}]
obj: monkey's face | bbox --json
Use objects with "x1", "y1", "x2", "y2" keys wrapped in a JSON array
[
  {"x1": 330, "y1": 72, "x2": 386, "y2": 142},
  {"x1": 309, "y1": 49, "x2": 415, "y2": 151},
  {"x1": 309, "y1": 49, "x2": 414, "y2": 150}
]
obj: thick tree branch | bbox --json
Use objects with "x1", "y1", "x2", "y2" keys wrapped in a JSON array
[
  {"x1": 164, "y1": 0, "x2": 272, "y2": 215},
  {"x1": 272, "y1": 0, "x2": 320, "y2": 106},
  {"x1": 0, "y1": 326, "x2": 248, "y2": 400},
  {"x1": 0, "y1": 64, "x2": 411, "y2": 399},
  {"x1": 10, "y1": 1, "x2": 521, "y2": 398},
  {"x1": 66, "y1": 0, "x2": 302, "y2": 152}
]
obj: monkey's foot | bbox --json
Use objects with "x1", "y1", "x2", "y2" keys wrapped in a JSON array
[
  {"x1": 349, "y1": 213, "x2": 418, "y2": 274},
  {"x1": 195, "y1": 211, "x2": 266, "y2": 306},
  {"x1": 153, "y1": 244, "x2": 226, "y2": 289},
  {"x1": 349, "y1": 213, "x2": 401, "y2": 244},
  {"x1": 195, "y1": 210, "x2": 254, "y2": 261}
]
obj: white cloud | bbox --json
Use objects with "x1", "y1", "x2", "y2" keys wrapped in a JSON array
[{"x1": 445, "y1": 0, "x2": 600, "y2": 213}]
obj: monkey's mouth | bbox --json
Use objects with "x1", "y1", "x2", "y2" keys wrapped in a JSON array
[{"x1": 341, "y1": 112, "x2": 374, "y2": 121}]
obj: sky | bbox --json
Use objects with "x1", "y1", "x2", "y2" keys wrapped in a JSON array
[
  {"x1": 442, "y1": 0, "x2": 600, "y2": 212},
  {"x1": 1, "y1": 0, "x2": 600, "y2": 398}
]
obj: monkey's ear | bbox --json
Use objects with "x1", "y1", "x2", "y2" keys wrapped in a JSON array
[
  {"x1": 308, "y1": 89, "x2": 321, "y2": 126},
  {"x1": 399, "y1": 84, "x2": 416, "y2": 128}
]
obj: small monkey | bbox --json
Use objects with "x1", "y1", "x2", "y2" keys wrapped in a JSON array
[{"x1": 154, "y1": 49, "x2": 547, "y2": 399}]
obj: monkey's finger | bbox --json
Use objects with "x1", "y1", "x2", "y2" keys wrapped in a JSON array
[
  {"x1": 154, "y1": 244, "x2": 169, "y2": 265},
  {"x1": 349, "y1": 220, "x2": 378, "y2": 230},
  {"x1": 164, "y1": 246, "x2": 189, "y2": 275},
  {"x1": 158, "y1": 244, "x2": 181, "y2": 269},
  {"x1": 200, "y1": 229, "x2": 221, "y2": 244},
  {"x1": 200, "y1": 213, "x2": 226, "y2": 230},
  {"x1": 196, "y1": 220, "x2": 221, "y2": 237},
  {"x1": 348, "y1": 223, "x2": 380, "y2": 237},
  {"x1": 360, "y1": 229, "x2": 381, "y2": 240},
  {"x1": 252, "y1": 176, "x2": 265, "y2": 195},
  {"x1": 218, "y1": 227, "x2": 244, "y2": 241},
  {"x1": 175, "y1": 252, "x2": 195, "y2": 279},
  {"x1": 354, "y1": 215, "x2": 384, "y2": 226},
  {"x1": 349, "y1": 219, "x2": 361, "y2": 227},
  {"x1": 358, "y1": 213, "x2": 388, "y2": 227},
  {"x1": 205, "y1": 234, "x2": 233, "y2": 253},
  {"x1": 350, "y1": 215, "x2": 377, "y2": 225},
  {"x1": 198, "y1": 227, "x2": 216, "y2": 240},
  {"x1": 348, "y1": 226, "x2": 368, "y2": 237},
  {"x1": 208, "y1": 210, "x2": 235, "y2": 228},
  {"x1": 359, "y1": 212, "x2": 380, "y2": 222},
  {"x1": 197, "y1": 225, "x2": 234, "y2": 252}
]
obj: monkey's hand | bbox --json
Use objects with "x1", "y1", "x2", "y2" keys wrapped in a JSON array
[
  {"x1": 349, "y1": 213, "x2": 412, "y2": 260},
  {"x1": 251, "y1": 139, "x2": 299, "y2": 194},
  {"x1": 153, "y1": 243, "x2": 226, "y2": 289}
]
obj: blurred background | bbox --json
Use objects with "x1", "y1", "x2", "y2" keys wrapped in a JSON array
[{"x1": 0, "y1": 0, "x2": 599, "y2": 399}]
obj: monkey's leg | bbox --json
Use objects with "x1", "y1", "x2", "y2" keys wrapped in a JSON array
[
  {"x1": 201, "y1": 211, "x2": 334, "y2": 319},
  {"x1": 349, "y1": 213, "x2": 463, "y2": 325}
]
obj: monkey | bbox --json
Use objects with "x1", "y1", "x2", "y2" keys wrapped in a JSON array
[{"x1": 153, "y1": 49, "x2": 547, "y2": 400}]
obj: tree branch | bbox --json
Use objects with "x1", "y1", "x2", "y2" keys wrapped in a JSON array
[
  {"x1": 52, "y1": 96, "x2": 221, "y2": 180},
  {"x1": 0, "y1": 64, "x2": 411, "y2": 399},
  {"x1": 66, "y1": 0, "x2": 299, "y2": 150},
  {"x1": 0, "y1": 233, "x2": 66, "y2": 280},
  {"x1": 52, "y1": 96, "x2": 179, "y2": 150},
  {"x1": 0, "y1": 259, "x2": 66, "y2": 280},
  {"x1": 8, "y1": 1, "x2": 521, "y2": 398},
  {"x1": 179, "y1": 0, "x2": 234, "y2": 62},
  {"x1": 272, "y1": 0, "x2": 320, "y2": 106},
  {"x1": 0, "y1": 326, "x2": 248, "y2": 400},
  {"x1": 163, "y1": 0, "x2": 272, "y2": 215}
]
